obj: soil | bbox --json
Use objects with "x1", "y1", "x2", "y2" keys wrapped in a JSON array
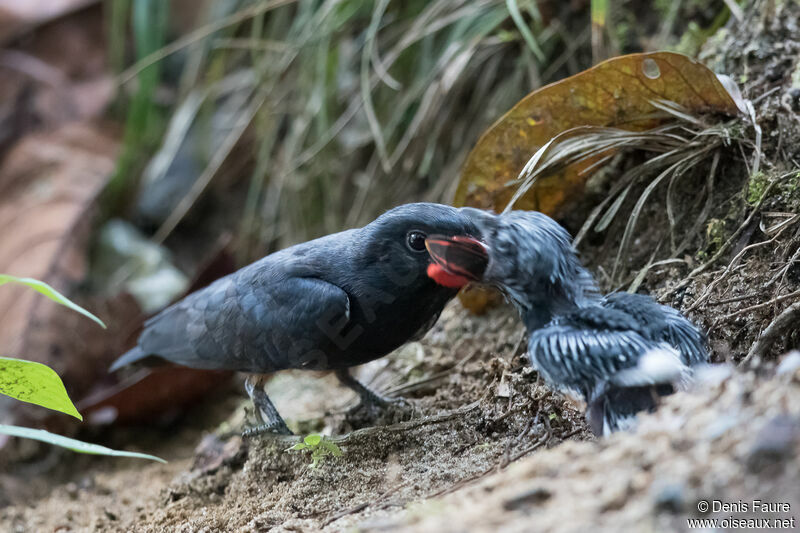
[
  {"x1": 1, "y1": 303, "x2": 798, "y2": 532},
  {"x1": 0, "y1": 303, "x2": 592, "y2": 532},
  {"x1": 2, "y1": 1, "x2": 800, "y2": 532}
]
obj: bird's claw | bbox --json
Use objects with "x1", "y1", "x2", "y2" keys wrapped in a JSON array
[
  {"x1": 242, "y1": 422, "x2": 294, "y2": 438},
  {"x1": 347, "y1": 393, "x2": 415, "y2": 422}
]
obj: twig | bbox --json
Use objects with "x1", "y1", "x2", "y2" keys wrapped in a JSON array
[
  {"x1": 429, "y1": 436, "x2": 549, "y2": 500},
  {"x1": 721, "y1": 288, "x2": 800, "y2": 322},
  {"x1": 509, "y1": 328, "x2": 528, "y2": 359},
  {"x1": 707, "y1": 292, "x2": 762, "y2": 306},
  {"x1": 558, "y1": 427, "x2": 584, "y2": 441},
  {"x1": 322, "y1": 482, "x2": 405, "y2": 527},
  {"x1": 500, "y1": 411, "x2": 538, "y2": 468},
  {"x1": 248, "y1": 400, "x2": 482, "y2": 446},
  {"x1": 384, "y1": 345, "x2": 483, "y2": 396},
  {"x1": 767, "y1": 243, "x2": 800, "y2": 288},
  {"x1": 751, "y1": 86, "x2": 781, "y2": 105},
  {"x1": 743, "y1": 301, "x2": 800, "y2": 364},
  {"x1": 425, "y1": 463, "x2": 498, "y2": 500},
  {"x1": 506, "y1": 430, "x2": 551, "y2": 463},
  {"x1": 687, "y1": 228, "x2": 788, "y2": 312},
  {"x1": 661, "y1": 177, "x2": 783, "y2": 301},
  {"x1": 424, "y1": 424, "x2": 584, "y2": 501}
]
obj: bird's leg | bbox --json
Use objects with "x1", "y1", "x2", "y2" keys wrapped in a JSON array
[
  {"x1": 243, "y1": 374, "x2": 293, "y2": 436},
  {"x1": 335, "y1": 369, "x2": 408, "y2": 412}
]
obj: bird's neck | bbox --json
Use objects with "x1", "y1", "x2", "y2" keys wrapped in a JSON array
[
  {"x1": 520, "y1": 305, "x2": 557, "y2": 331},
  {"x1": 517, "y1": 267, "x2": 602, "y2": 330}
]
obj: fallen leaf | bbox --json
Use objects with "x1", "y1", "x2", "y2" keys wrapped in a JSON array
[
  {"x1": 0, "y1": 0, "x2": 98, "y2": 45},
  {"x1": 454, "y1": 51, "x2": 744, "y2": 216},
  {"x1": 74, "y1": 238, "x2": 237, "y2": 427},
  {"x1": 192, "y1": 433, "x2": 246, "y2": 475},
  {"x1": 0, "y1": 5, "x2": 113, "y2": 158},
  {"x1": 0, "y1": 122, "x2": 118, "y2": 394},
  {"x1": 457, "y1": 285, "x2": 503, "y2": 315},
  {"x1": 77, "y1": 367, "x2": 232, "y2": 426}
]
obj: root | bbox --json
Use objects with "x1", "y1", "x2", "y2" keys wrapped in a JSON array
[
  {"x1": 248, "y1": 400, "x2": 483, "y2": 446},
  {"x1": 743, "y1": 300, "x2": 800, "y2": 364}
]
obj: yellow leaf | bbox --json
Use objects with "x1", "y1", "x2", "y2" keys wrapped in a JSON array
[{"x1": 454, "y1": 51, "x2": 744, "y2": 217}]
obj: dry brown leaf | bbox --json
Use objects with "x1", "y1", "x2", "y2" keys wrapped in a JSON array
[
  {"x1": 457, "y1": 285, "x2": 503, "y2": 315},
  {"x1": 454, "y1": 51, "x2": 745, "y2": 217},
  {"x1": 72, "y1": 238, "x2": 237, "y2": 427},
  {"x1": 0, "y1": 122, "x2": 118, "y2": 388},
  {"x1": 77, "y1": 367, "x2": 232, "y2": 427},
  {"x1": 0, "y1": 5, "x2": 113, "y2": 156},
  {"x1": 0, "y1": 0, "x2": 98, "y2": 45}
]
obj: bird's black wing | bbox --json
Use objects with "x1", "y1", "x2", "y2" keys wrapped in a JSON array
[
  {"x1": 116, "y1": 274, "x2": 351, "y2": 373},
  {"x1": 604, "y1": 292, "x2": 708, "y2": 366},
  {"x1": 650, "y1": 303, "x2": 708, "y2": 366},
  {"x1": 527, "y1": 323, "x2": 659, "y2": 397}
]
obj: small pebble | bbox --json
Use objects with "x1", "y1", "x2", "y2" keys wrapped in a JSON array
[{"x1": 746, "y1": 415, "x2": 799, "y2": 473}]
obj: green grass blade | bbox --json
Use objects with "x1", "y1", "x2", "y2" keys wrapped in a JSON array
[
  {"x1": 0, "y1": 425, "x2": 166, "y2": 463},
  {"x1": 0, "y1": 275, "x2": 106, "y2": 328},
  {"x1": 592, "y1": 0, "x2": 608, "y2": 27},
  {"x1": 506, "y1": 0, "x2": 545, "y2": 62},
  {"x1": 0, "y1": 357, "x2": 82, "y2": 420}
]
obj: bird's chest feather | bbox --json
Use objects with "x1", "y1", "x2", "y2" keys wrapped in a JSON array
[{"x1": 338, "y1": 282, "x2": 453, "y2": 365}]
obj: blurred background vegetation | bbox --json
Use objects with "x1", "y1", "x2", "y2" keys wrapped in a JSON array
[
  {"x1": 0, "y1": 0, "x2": 748, "y2": 432},
  {"x1": 105, "y1": 0, "x2": 734, "y2": 268}
]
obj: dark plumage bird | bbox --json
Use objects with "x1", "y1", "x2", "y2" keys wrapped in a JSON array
[
  {"x1": 111, "y1": 203, "x2": 486, "y2": 434},
  {"x1": 425, "y1": 209, "x2": 708, "y2": 435}
]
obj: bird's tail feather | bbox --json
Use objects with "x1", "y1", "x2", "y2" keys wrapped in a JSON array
[
  {"x1": 109, "y1": 346, "x2": 147, "y2": 372},
  {"x1": 588, "y1": 347, "x2": 690, "y2": 436},
  {"x1": 610, "y1": 346, "x2": 691, "y2": 388}
]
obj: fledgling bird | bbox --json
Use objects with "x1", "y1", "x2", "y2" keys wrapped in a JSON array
[
  {"x1": 425, "y1": 209, "x2": 708, "y2": 435},
  {"x1": 110, "y1": 203, "x2": 486, "y2": 435}
]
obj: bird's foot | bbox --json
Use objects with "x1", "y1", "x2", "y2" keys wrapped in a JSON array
[
  {"x1": 345, "y1": 391, "x2": 416, "y2": 428},
  {"x1": 336, "y1": 369, "x2": 413, "y2": 417},
  {"x1": 244, "y1": 374, "x2": 294, "y2": 437},
  {"x1": 362, "y1": 392, "x2": 413, "y2": 412}
]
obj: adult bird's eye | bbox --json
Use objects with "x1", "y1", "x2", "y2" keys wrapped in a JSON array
[{"x1": 406, "y1": 230, "x2": 427, "y2": 252}]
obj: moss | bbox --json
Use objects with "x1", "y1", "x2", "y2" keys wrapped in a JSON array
[
  {"x1": 780, "y1": 171, "x2": 800, "y2": 208},
  {"x1": 672, "y1": 22, "x2": 707, "y2": 57},
  {"x1": 782, "y1": 171, "x2": 800, "y2": 194},
  {"x1": 705, "y1": 218, "x2": 726, "y2": 253},
  {"x1": 695, "y1": 249, "x2": 709, "y2": 263},
  {"x1": 746, "y1": 171, "x2": 769, "y2": 205}
]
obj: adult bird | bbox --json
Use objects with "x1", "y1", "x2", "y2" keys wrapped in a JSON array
[
  {"x1": 425, "y1": 209, "x2": 708, "y2": 435},
  {"x1": 110, "y1": 203, "x2": 487, "y2": 435}
]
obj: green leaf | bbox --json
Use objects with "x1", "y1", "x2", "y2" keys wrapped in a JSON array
[
  {"x1": 0, "y1": 357, "x2": 82, "y2": 420},
  {"x1": 304, "y1": 434, "x2": 322, "y2": 446},
  {"x1": 0, "y1": 274, "x2": 106, "y2": 328},
  {"x1": 320, "y1": 439, "x2": 342, "y2": 457},
  {"x1": 0, "y1": 425, "x2": 166, "y2": 463},
  {"x1": 287, "y1": 442, "x2": 307, "y2": 452}
]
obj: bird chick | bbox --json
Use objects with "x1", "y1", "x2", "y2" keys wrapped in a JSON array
[{"x1": 426, "y1": 209, "x2": 707, "y2": 435}]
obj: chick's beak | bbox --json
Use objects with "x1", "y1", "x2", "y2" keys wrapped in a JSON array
[{"x1": 425, "y1": 235, "x2": 489, "y2": 288}]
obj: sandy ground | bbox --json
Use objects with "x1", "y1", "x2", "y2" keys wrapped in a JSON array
[{"x1": 1, "y1": 299, "x2": 798, "y2": 532}]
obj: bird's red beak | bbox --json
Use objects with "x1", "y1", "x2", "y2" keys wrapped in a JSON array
[{"x1": 425, "y1": 235, "x2": 489, "y2": 289}]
